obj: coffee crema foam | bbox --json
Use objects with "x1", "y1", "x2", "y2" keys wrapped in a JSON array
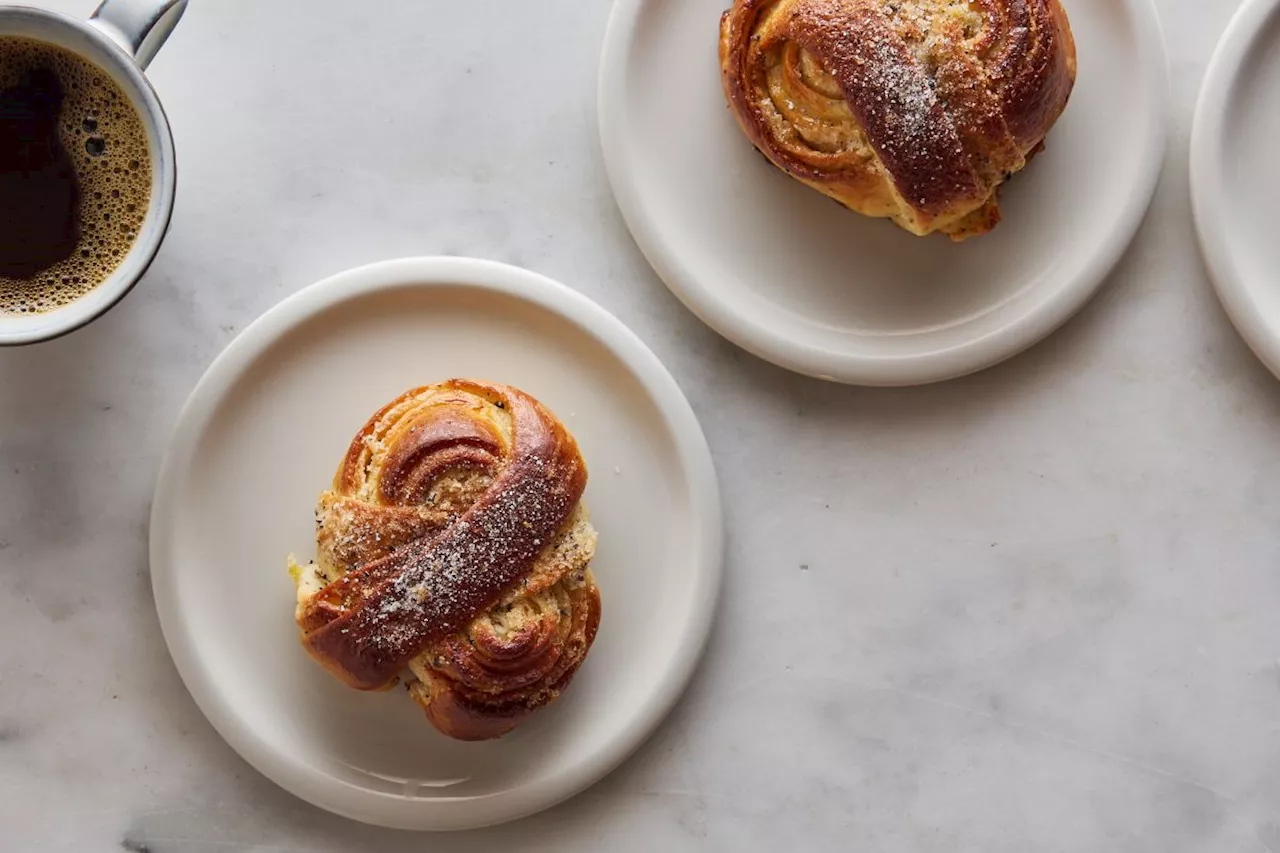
[{"x1": 0, "y1": 36, "x2": 151, "y2": 315}]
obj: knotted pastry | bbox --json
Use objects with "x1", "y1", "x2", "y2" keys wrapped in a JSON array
[
  {"x1": 719, "y1": 0, "x2": 1076, "y2": 239},
  {"x1": 290, "y1": 380, "x2": 601, "y2": 741}
]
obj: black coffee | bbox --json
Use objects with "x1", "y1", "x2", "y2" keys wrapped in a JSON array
[{"x1": 0, "y1": 36, "x2": 151, "y2": 315}]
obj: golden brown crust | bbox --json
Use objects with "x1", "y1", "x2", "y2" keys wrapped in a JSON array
[
  {"x1": 410, "y1": 569, "x2": 601, "y2": 740},
  {"x1": 718, "y1": 0, "x2": 1076, "y2": 238},
  {"x1": 292, "y1": 380, "x2": 601, "y2": 740}
]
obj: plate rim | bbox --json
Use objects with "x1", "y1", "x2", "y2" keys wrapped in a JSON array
[
  {"x1": 597, "y1": 0, "x2": 1170, "y2": 386},
  {"x1": 1190, "y1": 0, "x2": 1280, "y2": 379},
  {"x1": 149, "y1": 256, "x2": 724, "y2": 831}
]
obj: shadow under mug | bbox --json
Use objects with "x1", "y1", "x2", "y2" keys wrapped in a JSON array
[{"x1": 0, "y1": 0, "x2": 186, "y2": 345}]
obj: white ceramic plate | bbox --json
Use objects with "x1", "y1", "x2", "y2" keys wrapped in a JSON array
[
  {"x1": 599, "y1": 0, "x2": 1168, "y2": 385},
  {"x1": 1191, "y1": 0, "x2": 1280, "y2": 378},
  {"x1": 150, "y1": 258, "x2": 722, "y2": 830}
]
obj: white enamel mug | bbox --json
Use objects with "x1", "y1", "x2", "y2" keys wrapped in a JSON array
[{"x1": 0, "y1": 0, "x2": 185, "y2": 345}]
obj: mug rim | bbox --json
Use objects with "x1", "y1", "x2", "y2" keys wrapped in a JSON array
[{"x1": 0, "y1": 4, "x2": 176, "y2": 346}]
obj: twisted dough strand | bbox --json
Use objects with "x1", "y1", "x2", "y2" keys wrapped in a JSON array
[
  {"x1": 719, "y1": 0, "x2": 1076, "y2": 238},
  {"x1": 293, "y1": 380, "x2": 600, "y2": 740}
]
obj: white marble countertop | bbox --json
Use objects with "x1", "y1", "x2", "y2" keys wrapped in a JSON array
[{"x1": 4, "y1": 0, "x2": 1279, "y2": 850}]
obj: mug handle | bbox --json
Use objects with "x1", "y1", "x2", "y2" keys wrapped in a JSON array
[{"x1": 89, "y1": 0, "x2": 188, "y2": 71}]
